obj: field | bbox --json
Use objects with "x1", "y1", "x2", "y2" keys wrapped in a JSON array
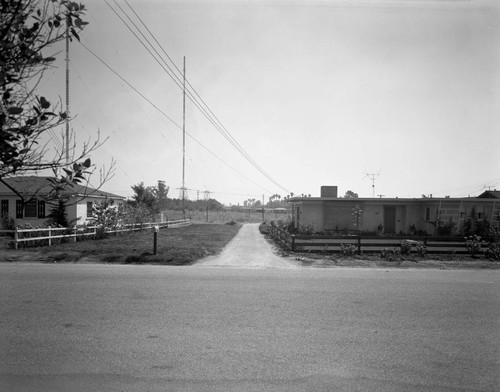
[
  {"x1": 163, "y1": 208, "x2": 291, "y2": 224},
  {"x1": 0, "y1": 224, "x2": 241, "y2": 265}
]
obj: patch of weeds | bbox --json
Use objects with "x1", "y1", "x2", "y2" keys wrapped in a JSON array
[
  {"x1": 400, "y1": 240, "x2": 412, "y2": 256},
  {"x1": 340, "y1": 243, "x2": 356, "y2": 257},
  {"x1": 380, "y1": 247, "x2": 402, "y2": 261},
  {"x1": 102, "y1": 254, "x2": 122, "y2": 263},
  {"x1": 485, "y1": 242, "x2": 500, "y2": 261},
  {"x1": 465, "y1": 235, "x2": 483, "y2": 256},
  {"x1": 415, "y1": 242, "x2": 427, "y2": 258},
  {"x1": 124, "y1": 255, "x2": 143, "y2": 264}
]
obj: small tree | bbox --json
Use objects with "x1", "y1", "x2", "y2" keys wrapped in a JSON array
[
  {"x1": 344, "y1": 190, "x2": 359, "y2": 198},
  {"x1": 45, "y1": 199, "x2": 68, "y2": 227},
  {"x1": 352, "y1": 204, "x2": 362, "y2": 233}
]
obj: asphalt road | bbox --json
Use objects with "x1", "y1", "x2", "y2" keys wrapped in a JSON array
[{"x1": 1, "y1": 263, "x2": 499, "y2": 392}]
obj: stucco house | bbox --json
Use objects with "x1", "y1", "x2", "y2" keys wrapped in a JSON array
[
  {"x1": 0, "y1": 176, "x2": 125, "y2": 227},
  {"x1": 288, "y1": 186, "x2": 500, "y2": 236}
]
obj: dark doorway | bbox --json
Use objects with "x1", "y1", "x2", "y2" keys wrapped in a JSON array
[{"x1": 384, "y1": 206, "x2": 396, "y2": 233}]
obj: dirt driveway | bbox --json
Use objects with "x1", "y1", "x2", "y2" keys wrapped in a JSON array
[{"x1": 197, "y1": 223, "x2": 297, "y2": 268}]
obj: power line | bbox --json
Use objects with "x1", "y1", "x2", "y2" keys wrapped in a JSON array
[
  {"x1": 78, "y1": 41, "x2": 272, "y2": 194},
  {"x1": 106, "y1": 0, "x2": 290, "y2": 194}
]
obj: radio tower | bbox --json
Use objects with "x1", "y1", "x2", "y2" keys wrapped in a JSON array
[{"x1": 363, "y1": 171, "x2": 380, "y2": 198}]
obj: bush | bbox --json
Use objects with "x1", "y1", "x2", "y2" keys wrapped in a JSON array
[
  {"x1": 340, "y1": 243, "x2": 356, "y2": 257},
  {"x1": 380, "y1": 247, "x2": 401, "y2": 261},
  {"x1": 415, "y1": 241, "x2": 427, "y2": 258},
  {"x1": 465, "y1": 235, "x2": 483, "y2": 256},
  {"x1": 485, "y1": 242, "x2": 500, "y2": 261},
  {"x1": 400, "y1": 240, "x2": 412, "y2": 256}
]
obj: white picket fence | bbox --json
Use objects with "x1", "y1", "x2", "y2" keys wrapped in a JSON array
[{"x1": 1, "y1": 219, "x2": 191, "y2": 249}]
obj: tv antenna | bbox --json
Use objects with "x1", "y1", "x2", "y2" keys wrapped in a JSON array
[{"x1": 363, "y1": 171, "x2": 380, "y2": 197}]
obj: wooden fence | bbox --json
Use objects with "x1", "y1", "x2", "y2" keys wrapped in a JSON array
[
  {"x1": 269, "y1": 225, "x2": 494, "y2": 255},
  {"x1": 2, "y1": 219, "x2": 191, "y2": 249}
]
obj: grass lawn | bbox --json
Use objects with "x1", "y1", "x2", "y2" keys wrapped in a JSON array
[{"x1": 0, "y1": 224, "x2": 241, "y2": 266}]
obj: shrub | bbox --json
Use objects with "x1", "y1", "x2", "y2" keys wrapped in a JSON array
[
  {"x1": 400, "y1": 240, "x2": 412, "y2": 256},
  {"x1": 415, "y1": 241, "x2": 427, "y2": 258},
  {"x1": 380, "y1": 247, "x2": 401, "y2": 261},
  {"x1": 485, "y1": 243, "x2": 500, "y2": 261},
  {"x1": 465, "y1": 235, "x2": 483, "y2": 256},
  {"x1": 340, "y1": 243, "x2": 356, "y2": 257}
]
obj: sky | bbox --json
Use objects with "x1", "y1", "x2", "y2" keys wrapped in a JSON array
[{"x1": 37, "y1": 0, "x2": 500, "y2": 205}]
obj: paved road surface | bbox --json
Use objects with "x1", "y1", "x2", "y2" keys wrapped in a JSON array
[
  {"x1": 197, "y1": 223, "x2": 296, "y2": 268},
  {"x1": 0, "y1": 263, "x2": 499, "y2": 392}
]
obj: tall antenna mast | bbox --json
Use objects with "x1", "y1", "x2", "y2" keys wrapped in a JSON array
[
  {"x1": 65, "y1": 12, "x2": 70, "y2": 165},
  {"x1": 363, "y1": 171, "x2": 380, "y2": 198},
  {"x1": 181, "y1": 56, "x2": 186, "y2": 218}
]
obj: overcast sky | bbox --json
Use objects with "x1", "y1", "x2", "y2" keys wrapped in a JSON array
[{"x1": 38, "y1": 0, "x2": 499, "y2": 204}]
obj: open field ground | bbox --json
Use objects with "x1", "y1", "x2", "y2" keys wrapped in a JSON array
[
  {"x1": 0, "y1": 224, "x2": 241, "y2": 265},
  {"x1": 164, "y1": 209, "x2": 291, "y2": 224},
  {"x1": 1, "y1": 264, "x2": 498, "y2": 392}
]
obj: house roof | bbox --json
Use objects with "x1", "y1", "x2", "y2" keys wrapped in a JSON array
[
  {"x1": 0, "y1": 176, "x2": 125, "y2": 200},
  {"x1": 477, "y1": 190, "x2": 500, "y2": 199}
]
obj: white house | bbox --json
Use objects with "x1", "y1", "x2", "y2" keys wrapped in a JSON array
[{"x1": 0, "y1": 176, "x2": 125, "y2": 227}]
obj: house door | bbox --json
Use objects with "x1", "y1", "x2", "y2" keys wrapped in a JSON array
[{"x1": 384, "y1": 206, "x2": 396, "y2": 234}]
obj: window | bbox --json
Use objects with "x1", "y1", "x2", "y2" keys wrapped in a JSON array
[
  {"x1": 24, "y1": 200, "x2": 37, "y2": 218},
  {"x1": 87, "y1": 201, "x2": 93, "y2": 217},
  {"x1": 14, "y1": 199, "x2": 45, "y2": 219},
  {"x1": 37, "y1": 201, "x2": 45, "y2": 218},
  {"x1": 1, "y1": 200, "x2": 8, "y2": 215},
  {"x1": 16, "y1": 200, "x2": 23, "y2": 218}
]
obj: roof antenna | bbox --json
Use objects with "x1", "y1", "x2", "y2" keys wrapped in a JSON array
[{"x1": 363, "y1": 171, "x2": 380, "y2": 198}]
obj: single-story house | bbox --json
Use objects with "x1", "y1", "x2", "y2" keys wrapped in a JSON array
[
  {"x1": 288, "y1": 186, "x2": 500, "y2": 236},
  {"x1": 0, "y1": 176, "x2": 125, "y2": 227}
]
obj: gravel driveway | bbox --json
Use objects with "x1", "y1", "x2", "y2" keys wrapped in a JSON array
[{"x1": 197, "y1": 223, "x2": 297, "y2": 268}]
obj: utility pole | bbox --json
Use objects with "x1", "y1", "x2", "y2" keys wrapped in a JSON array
[
  {"x1": 65, "y1": 14, "x2": 70, "y2": 165},
  {"x1": 181, "y1": 56, "x2": 186, "y2": 219},
  {"x1": 262, "y1": 194, "x2": 265, "y2": 222}
]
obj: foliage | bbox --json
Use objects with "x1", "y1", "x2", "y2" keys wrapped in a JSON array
[
  {"x1": 485, "y1": 242, "x2": 500, "y2": 261},
  {"x1": 436, "y1": 220, "x2": 455, "y2": 236},
  {"x1": 299, "y1": 223, "x2": 315, "y2": 235},
  {"x1": 380, "y1": 247, "x2": 401, "y2": 261},
  {"x1": 352, "y1": 204, "x2": 362, "y2": 232},
  {"x1": 1, "y1": 0, "x2": 114, "y2": 199},
  {"x1": 465, "y1": 235, "x2": 483, "y2": 256},
  {"x1": 45, "y1": 199, "x2": 68, "y2": 227},
  {"x1": 399, "y1": 240, "x2": 412, "y2": 256},
  {"x1": 344, "y1": 190, "x2": 358, "y2": 198},
  {"x1": 1, "y1": 212, "x2": 15, "y2": 230},
  {"x1": 415, "y1": 241, "x2": 427, "y2": 258},
  {"x1": 340, "y1": 243, "x2": 356, "y2": 257}
]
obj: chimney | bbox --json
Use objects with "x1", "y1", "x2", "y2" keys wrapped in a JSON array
[{"x1": 321, "y1": 186, "x2": 338, "y2": 198}]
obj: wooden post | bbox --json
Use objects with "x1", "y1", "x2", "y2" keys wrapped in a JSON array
[
  {"x1": 153, "y1": 226, "x2": 159, "y2": 255},
  {"x1": 357, "y1": 236, "x2": 361, "y2": 255},
  {"x1": 14, "y1": 227, "x2": 18, "y2": 250},
  {"x1": 48, "y1": 226, "x2": 52, "y2": 247},
  {"x1": 206, "y1": 205, "x2": 209, "y2": 223},
  {"x1": 73, "y1": 226, "x2": 77, "y2": 243}
]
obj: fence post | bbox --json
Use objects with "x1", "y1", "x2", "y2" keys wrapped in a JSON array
[
  {"x1": 357, "y1": 236, "x2": 361, "y2": 255},
  {"x1": 14, "y1": 227, "x2": 18, "y2": 250},
  {"x1": 73, "y1": 226, "x2": 77, "y2": 243},
  {"x1": 291, "y1": 235, "x2": 295, "y2": 252},
  {"x1": 48, "y1": 226, "x2": 52, "y2": 247}
]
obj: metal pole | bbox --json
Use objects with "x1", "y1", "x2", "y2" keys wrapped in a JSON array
[
  {"x1": 182, "y1": 56, "x2": 186, "y2": 219},
  {"x1": 65, "y1": 15, "x2": 70, "y2": 165}
]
